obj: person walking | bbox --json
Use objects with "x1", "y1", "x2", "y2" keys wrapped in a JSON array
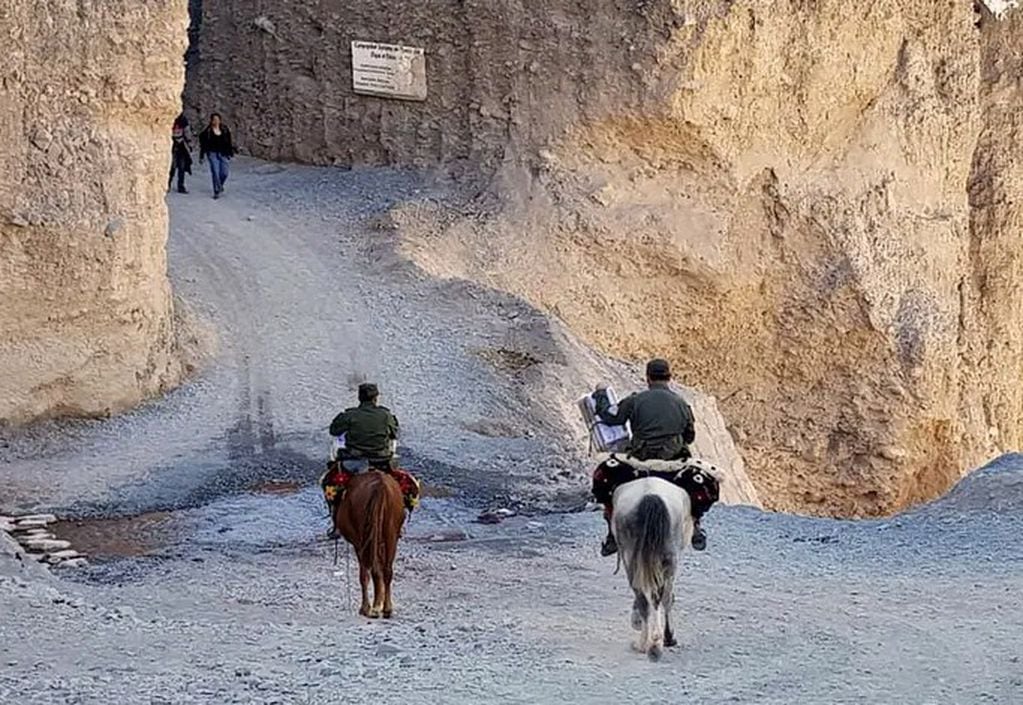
[
  {"x1": 167, "y1": 114, "x2": 193, "y2": 194},
  {"x1": 198, "y1": 112, "x2": 235, "y2": 199}
]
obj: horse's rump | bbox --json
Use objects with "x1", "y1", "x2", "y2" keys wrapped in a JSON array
[
  {"x1": 336, "y1": 470, "x2": 407, "y2": 618},
  {"x1": 611, "y1": 477, "x2": 692, "y2": 661},
  {"x1": 342, "y1": 472, "x2": 404, "y2": 572},
  {"x1": 621, "y1": 492, "x2": 675, "y2": 605}
]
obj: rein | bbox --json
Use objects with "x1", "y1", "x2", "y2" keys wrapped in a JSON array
[
  {"x1": 328, "y1": 501, "x2": 354, "y2": 610},
  {"x1": 331, "y1": 535, "x2": 354, "y2": 610}
]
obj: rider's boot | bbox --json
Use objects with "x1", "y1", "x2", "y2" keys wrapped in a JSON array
[
  {"x1": 326, "y1": 507, "x2": 340, "y2": 540},
  {"x1": 326, "y1": 496, "x2": 341, "y2": 540},
  {"x1": 691, "y1": 517, "x2": 707, "y2": 551},
  {"x1": 601, "y1": 531, "x2": 619, "y2": 557},
  {"x1": 600, "y1": 505, "x2": 618, "y2": 557}
]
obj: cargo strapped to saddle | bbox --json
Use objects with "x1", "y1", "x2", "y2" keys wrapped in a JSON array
[
  {"x1": 591, "y1": 454, "x2": 720, "y2": 520},
  {"x1": 578, "y1": 388, "x2": 632, "y2": 454}
]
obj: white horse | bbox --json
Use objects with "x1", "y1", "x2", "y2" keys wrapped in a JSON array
[{"x1": 611, "y1": 476, "x2": 695, "y2": 661}]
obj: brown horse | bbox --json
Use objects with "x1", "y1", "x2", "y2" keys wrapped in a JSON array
[{"x1": 334, "y1": 471, "x2": 406, "y2": 618}]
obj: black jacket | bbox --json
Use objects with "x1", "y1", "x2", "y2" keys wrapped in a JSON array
[
  {"x1": 594, "y1": 382, "x2": 695, "y2": 460},
  {"x1": 199, "y1": 126, "x2": 235, "y2": 160}
]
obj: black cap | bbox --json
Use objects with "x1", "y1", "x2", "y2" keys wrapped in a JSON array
[
  {"x1": 646, "y1": 358, "x2": 671, "y2": 380},
  {"x1": 358, "y1": 383, "x2": 379, "y2": 402}
]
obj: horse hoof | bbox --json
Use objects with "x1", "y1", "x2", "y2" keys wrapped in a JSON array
[
  {"x1": 647, "y1": 644, "x2": 663, "y2": 662},
  {"x1": 358, "y1": 607, "x2": 370, "y2": 617},
  {"x1": 665, "y1": 635, "x2": 678, "y2": 648},
  {"x1": 382, "y1": 610, "x2": 394, "y2": 619}
]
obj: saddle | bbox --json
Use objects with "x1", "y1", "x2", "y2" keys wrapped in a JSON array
[
  {"x1": 591, "y1": 453, "x2": 721, "y2": 520},
  {"x1": 320, "y1": 457, "x2": 421, "y2": 512}
]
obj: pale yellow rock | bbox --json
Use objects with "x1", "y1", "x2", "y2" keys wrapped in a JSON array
[
  {"x1": 0, "y1": 1, "x2": 191, "y2": 424},
  {"x1": 391, "y1": 2, "x2": 1023, "y2": 517}
]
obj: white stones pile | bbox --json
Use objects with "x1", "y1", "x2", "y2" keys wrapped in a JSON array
[{"x1": 0, "y1": 514, "x2": 88, "y2": 568}]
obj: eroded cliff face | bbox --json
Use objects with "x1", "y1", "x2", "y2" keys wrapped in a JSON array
[
  {"x1": 0, "y1": 1, "x2": 190, "y2": 424},
  {"x1": 395, "y1": 1, "x2": 1023, "y2": 517},
  {"x1": 188, "y1": 0, "x2": 1021, "y2": 516},
  {"x1": 964, "y1": 5, "x2": 1023, "y2": 499}
]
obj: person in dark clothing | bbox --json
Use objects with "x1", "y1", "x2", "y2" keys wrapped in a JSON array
[
  {"x1": 592, "y1": 358, "x2": 706, "y2": 555},
  {"x1": 328, "y1": 383, "x2": 400, "y2": 461},
  {"x1": 324, "y1": 383, "x2": 400, "y2": 538},
  {"x1": 168, "y1": 114, "x2": 192, "y2": 194},
  {"x1": 198, "y1": 112, "x2": 235, "y2": 199}
]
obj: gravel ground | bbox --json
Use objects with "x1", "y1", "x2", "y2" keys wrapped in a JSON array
[
  {"x1": 1, "y1": 455, "x2": 1021, "y2": 704},
  {"x1": 1, "y1": 159, "x2": 1021, "y2": 704}
]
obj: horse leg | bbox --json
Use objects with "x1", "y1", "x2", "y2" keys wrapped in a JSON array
[
  {"x1": 664, "y1": 589, "x2": 678, "y2": 648},
  {"x1": 632, "y1": 600, "x2": 651, "y2": 655},
  {"x1": 368, "y1": 570, "x2": 384, "y2": 618},
  {"x1": 357, "y1": 562, "x2": 371, "y2": 617},
  {"x1": 381, "y1": 532, "x2": 398, "y2": 618},
  {"x1": 631, "y1": 589, "x2": 648, "y2": 631},
  {"x1": 646, "y1": 569, "x2": 676, "y2": 661},
  {"x1": 382, "y1": 562, "x2": 395, "y2": 618},
  {"x1": 629, "y1": 578, "x2": 651, "y2": 654},
  {"x1": 645, "y1": 592, "x2": 665, "y2": 662}
]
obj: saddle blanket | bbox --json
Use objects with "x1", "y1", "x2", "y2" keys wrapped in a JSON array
[
  {"x1": 321, "y1": 463, "x2": 421, "y2": 511},
  {"x1": 591, "y1": 453, "x2": 722, "y2": 519}
]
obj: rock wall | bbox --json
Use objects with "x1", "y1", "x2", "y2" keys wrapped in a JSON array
[
  {"x1": 187, "y1": 0, "x2": 1022, "y2": 516},
  {"x1": 393, "y1": 1, "x2": 1023, "y2": 517},
  {"x1": 0, "y1": 1, "x2": 190, "y2": 424},
  {"x1": 965, "y1": 4, "x2": 1023, "y2": 493},
  {"x1": 185, "y1": 0, "x2": 677, "y2": 169}
]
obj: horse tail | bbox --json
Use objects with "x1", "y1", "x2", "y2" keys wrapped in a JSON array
[
  {"x1": 363, "y1": 477, "x2": 390, "y2": 574},
  {"x1": 628, "y1": 494, "x2": 674, "y2": 608}
]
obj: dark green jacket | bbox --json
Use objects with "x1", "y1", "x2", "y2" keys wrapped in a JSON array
[
  {"x1": 329, "y1": 402, "x2": 399, "y2": 458},
  {"x1": 594, "y1": 382, "x2": 695, "y2": 460}
]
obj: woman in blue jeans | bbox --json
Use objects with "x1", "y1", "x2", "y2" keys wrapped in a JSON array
[{"x1": 198, "y1": 113, "x2": 235, "y2": 199}]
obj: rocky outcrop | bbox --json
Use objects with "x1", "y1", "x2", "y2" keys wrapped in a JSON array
[
  {"x1": 393, "y1": 2, "x2": 1023, "y2": 517},
  {"x1": 0, "y1": 1, "x2": 190, "y2": 423},
  {"x1": 963, "y1": 2, "x2": 1023, "y2": 507}
]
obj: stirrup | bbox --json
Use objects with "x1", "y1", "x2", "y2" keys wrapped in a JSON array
[{"x1": 692, "y1": 526, "x2": 707, "y2": 551}]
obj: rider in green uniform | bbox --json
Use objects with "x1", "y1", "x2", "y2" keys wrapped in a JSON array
[
  {"x1": 593, "y1": 358, "x2": 706, "y2": 555},
  {"x1": 329, "y1": 383, "x2": 399, "y2": 462},
  {"x1": 325, "y1": 383, "x2": 399, "y2": 538}
]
